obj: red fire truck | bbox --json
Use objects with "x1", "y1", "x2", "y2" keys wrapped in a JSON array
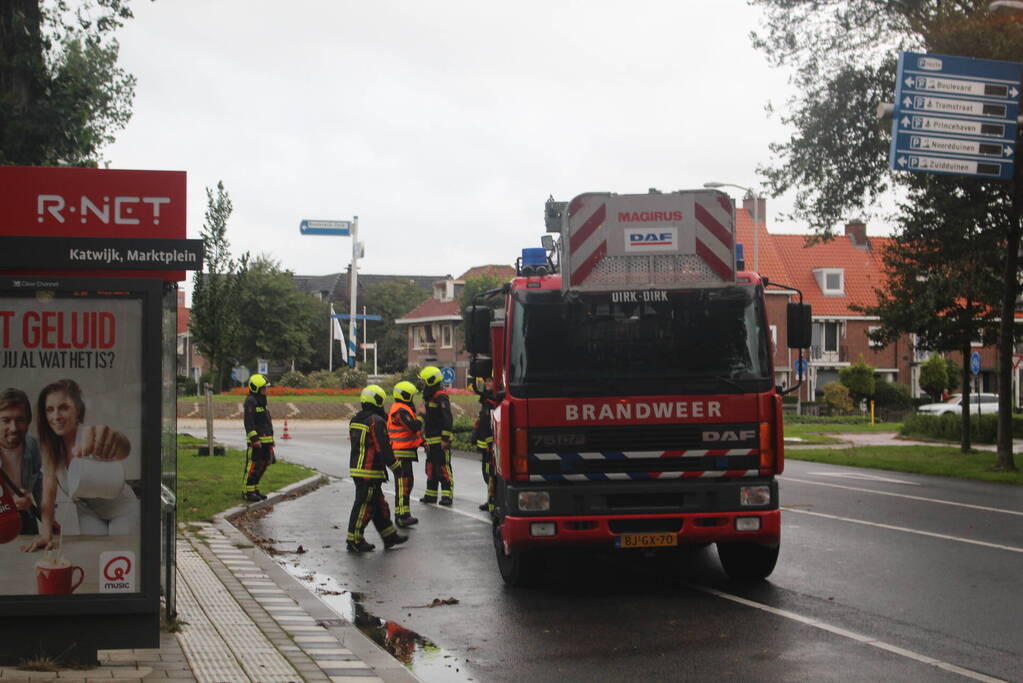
[{"x1": 465, "y1": 189, "x2": 812, "y2": 586}]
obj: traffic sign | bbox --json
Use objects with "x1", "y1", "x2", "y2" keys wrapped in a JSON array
[
  {"x1": 970, "y1": 351, "x2": 981, "y2": 376},
  {"x1": 231, "y1": 365, "x2": 250, "y2": 383},
  {"x1": 299, "y1": 219, "x2": 352, "y2": 236},
  {"x1": 890, "y1": 51, "x2": 1023, "y2": 180},
  {"x1": 794, "y1": 358, "x2": 808, "y2": 378},
  {"x1": 441, "y1": 367, "x2": 456, "y2": 386}
]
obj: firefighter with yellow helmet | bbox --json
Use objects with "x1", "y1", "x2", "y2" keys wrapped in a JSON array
[
  {"x1": 387, "y1": 380, "x2": 423, "y2": 527},
  {"x1": 418, "y1": 366, "x2": 454, "y2": 505},
  {"x1": 242, "y1": 373, "x2": 275, "y2": 502},
  {"x1": 346, "y1": 385, "x2": 408, "y2": 552}
]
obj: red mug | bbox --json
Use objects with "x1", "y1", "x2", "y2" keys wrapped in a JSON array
[{"x1": 36, "y1": 560, "x2": 85, "y2": 595}]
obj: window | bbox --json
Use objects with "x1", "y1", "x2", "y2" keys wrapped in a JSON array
[
  {"x1": 413, "y1": 325, "x2": 436, "y2": 349},
  {"x1": 441, "y1": 324, "x2": 453, "y2": 348},
  {"x1": 770, "y1": 325, "x2": 777, "y2": 355},
  {"x1": 867, "y1": 326, "x2": 882, "y2": 348},
  {"x1": 813, "y1": 268, "x2": 845, "y2": 295}
]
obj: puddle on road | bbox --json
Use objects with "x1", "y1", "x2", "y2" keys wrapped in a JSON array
[{"x1": 276, "y1": 561, "x2": 476, "y2": 683}]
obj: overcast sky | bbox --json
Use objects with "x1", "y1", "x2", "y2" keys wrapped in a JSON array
[{"x1": 106, "y1": 1, "x2": 805, "y2": 294}]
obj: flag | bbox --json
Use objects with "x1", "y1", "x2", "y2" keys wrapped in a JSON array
[{"x1": 331, "y1": 304, "x2": 348, "y2": 363}]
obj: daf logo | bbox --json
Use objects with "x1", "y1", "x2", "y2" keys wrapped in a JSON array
[
  {"x1": 702, "y1": 430, "x2": 755, "y2": 442},
  {"x1": 629, "y1": 232, "x2": 673, "y2": 244}
]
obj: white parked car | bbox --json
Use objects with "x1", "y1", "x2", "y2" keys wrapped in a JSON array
[{"x1": 917, "y1": 393, "x2": 999, "y2": 416}]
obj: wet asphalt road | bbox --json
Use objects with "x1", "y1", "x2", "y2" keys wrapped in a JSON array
[{"x1": 181, "y1": 420, "x2": 1023, "y2": 682}]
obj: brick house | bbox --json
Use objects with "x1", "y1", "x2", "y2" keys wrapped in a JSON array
[
  {"x1": 395, "y1": 265, "x2": 516, "y2": 388},
  {"x1": 736, "y1": 197, "x2": 1015, "y2": 404}
]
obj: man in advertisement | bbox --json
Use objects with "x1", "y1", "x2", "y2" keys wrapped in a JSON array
[{"x1": 0, "y1": 388, "x2": 43, "y2": 536}]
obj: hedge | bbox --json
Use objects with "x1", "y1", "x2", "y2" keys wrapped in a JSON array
[{"x1": 900, "y1": 412, "x2": 1023, "y2": 443}]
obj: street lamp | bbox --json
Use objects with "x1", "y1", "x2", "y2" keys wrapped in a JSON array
[{"x1": 703, "y1": 181, "x2": 761, "y2": 273}]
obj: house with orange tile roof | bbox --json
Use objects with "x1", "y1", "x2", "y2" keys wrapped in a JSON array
[
  {"x1": 735, "y1": 196, "x2": 1006, "y2": 404},
  {"x1": 395, "y1": 265, "x2": 516, "y2": 387}
]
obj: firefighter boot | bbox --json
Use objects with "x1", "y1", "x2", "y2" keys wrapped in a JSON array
[
  {"x1": 346, "y1": 539, "x2": 376, "y2": 552},
  {"x1": 383, "y1": 534, "x2": 409, "y2": 549},
  {"x1": 243, "y1": 491, "x2": 263, "y2": 503}
]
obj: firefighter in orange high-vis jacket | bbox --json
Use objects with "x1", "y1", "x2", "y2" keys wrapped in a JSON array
[
  {"x1": 387, "y1": 381, "x2": 423, "y2": 528},
  {"x1": 418, "y1": 366, "x2": 454, "y2": 506},
  {"x1": 346, "y1": 385, "x2": 408, "y2": 552},
  {"x1": 242, "y1": 374, "x2": 274, "y2": 502}
]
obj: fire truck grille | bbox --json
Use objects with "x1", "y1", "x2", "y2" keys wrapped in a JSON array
[
  {"x1": 579, "y1": 254, "x2": 723, "y2": 288},
  {"x1": 525, "y1": 424, "x2": 760, "y2": 479}
]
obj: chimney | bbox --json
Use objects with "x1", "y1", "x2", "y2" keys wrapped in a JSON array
[
  {"x1": 845, "y1": 221, "x2": 868, "y2": 248},
  {"x1": 742, "y1": 196, "x2": 767, "y2": 224}
]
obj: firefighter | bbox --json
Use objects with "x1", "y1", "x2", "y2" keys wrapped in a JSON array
[
  {"x1": 418, "y1": 366, "x2": 454, "y2": 506},
  {"x1": 242, "y1": 374, "x2": 275, "y2": 503},
  {"x1": 387, "y1": 380, "x2": 422, "y2": 527},
  {"x1": 470, "y1": 376, "x2": 499, "y2": 512},
  {"x1": 346, "y1": 385, "x2": 408, "y2": 552}
]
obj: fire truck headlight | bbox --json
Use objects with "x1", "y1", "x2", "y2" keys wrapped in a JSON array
[
  {"x1": 740, "y1": 485, "x2": 771, "y2": 506},
  {"x1": 530, "y1": 522, "x2": 556, "y2": 537},
  {"x1": 735, "y1": 517, "x2": 761, "y2": 532},
  {"x1": 518, "y1": 491, "x2": 550, "y2": 512}
]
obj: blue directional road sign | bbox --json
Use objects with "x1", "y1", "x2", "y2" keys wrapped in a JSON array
[
  {"x1": 971, "y1": 351, "x2": 981, "y2": 376},
  {"x1": 299, "y1": 219, "x2": 352, "y2": 236},
  {"x1": 441, "y1": 367, "x2": 456, "y2": 386},
  {"x1": 890, "y1": 51, "x2": 1023, "y2": 181},
  {"x1": 794, "y1": 357, "x2": 808, "y2": 378}
]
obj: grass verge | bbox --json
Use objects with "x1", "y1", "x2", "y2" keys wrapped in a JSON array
[
  {"x1": 785, "y1": 445, "x2": 1023, "y2": 486},
  {"x1": 176, "y1": 435, "x2": 317, "y2": 523}
]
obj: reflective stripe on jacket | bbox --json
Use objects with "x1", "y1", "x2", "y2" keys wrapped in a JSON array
[{"x1": 423, "y1": 386, "x2": 452, "y2": 444}]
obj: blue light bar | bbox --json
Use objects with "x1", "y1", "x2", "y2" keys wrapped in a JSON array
[
  {"x1": 522, "y1": 248, "x2": 547, "y2": 267},
  {"x1": 736, "y1": 243, "x2": 745, "y2": 270}
]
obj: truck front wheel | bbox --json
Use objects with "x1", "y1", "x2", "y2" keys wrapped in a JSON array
[
  {"x1": 716, "y1": 541, "x2": 779, "y2": 581},
  {"x1": 493, "y1": 520, "x2": 542, "y2": 587}
]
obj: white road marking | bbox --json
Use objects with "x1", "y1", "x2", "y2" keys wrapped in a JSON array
[
  {"x1": 805, "y1": 470, "x2": 920, "y2": 485},
  {"x1": 782, "y1": 507, "x2": 1023, "y2": 553},
  {"x1": 785, "y1": 477, "x2": 1023, "y2": 517},
  {"x1": 688, "y1": 584, "x2": 1007, "y2": 683}
]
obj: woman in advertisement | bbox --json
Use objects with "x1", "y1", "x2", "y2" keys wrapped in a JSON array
[{"x1": 22, "y1": 379, "x2": 139, "y2": 552}]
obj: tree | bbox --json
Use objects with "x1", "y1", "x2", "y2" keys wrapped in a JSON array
[
  {"x1": 1, "y1": 0, "x2": 142, "y2": 165},
  {"x1": 190, "y1": 182, "x2": 241, "y2": 393},
  {"x1": 362, "y1": 281, "x2": 430, "y2": 373},
  {"x1": 233, "y1": 256, "x2": 320, "y2": 370},
  {"x1": 751, "y1": 1, "x2": 1019, "y2": 470},
  {"x1": 839, "y1": 358, "x2": 875, "y2": 405},
  {"x1": 822, "y1": 382, "x2": 853, "y2": 415},
  {"x1": 919, "y1": 355, "x2": 950, "y2": 403}
]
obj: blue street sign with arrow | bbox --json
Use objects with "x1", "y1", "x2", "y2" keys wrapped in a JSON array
[
  {"x1": 299, "y1": 219, "x2": 352, "y2": 236},
  {"x1": 971, "y1": 351, "x2": 981, "y2": 376},
  {"x1": 890, "y1": 51, "x2": 1023, "y2": 181}
]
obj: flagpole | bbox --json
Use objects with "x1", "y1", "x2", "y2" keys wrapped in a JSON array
[
  {"x1": 328, "y1": 304, "x2": 334, "y2": 372},
  {"x1": 348, "y1": 216, "x2": 359, "y2": 369}
]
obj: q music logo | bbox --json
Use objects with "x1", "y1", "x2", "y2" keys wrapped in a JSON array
[
  {"x1": 100, "y1": 551, "x2": 136, "y2": 593},
  {"x1": 624, "y1": 228, "x2": 677, "y2": 253}
]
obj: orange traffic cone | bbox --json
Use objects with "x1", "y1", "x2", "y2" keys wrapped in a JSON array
[{"x1": 281, "y1": 419, "x2": 292, "y2": 439}]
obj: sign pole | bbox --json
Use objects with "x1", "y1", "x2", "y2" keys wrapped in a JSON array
[
  {"x1": 348, "y1": 216, "x2": 359, "y2": 369},
  {"x1": 328, "y1": 309, "x2": 333, "y2": 372}
]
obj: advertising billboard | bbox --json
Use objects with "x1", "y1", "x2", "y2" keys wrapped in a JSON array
[{"x1": 0, "y1": 277, "x2": 160, "y2": 613}]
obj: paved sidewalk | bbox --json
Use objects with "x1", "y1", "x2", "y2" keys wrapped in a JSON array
[{"x1": 0, "y1": 478, "x2": 420, "y2": 683}]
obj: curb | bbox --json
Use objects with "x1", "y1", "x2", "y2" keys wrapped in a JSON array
[{"x1": 214, "y1": 476, "x2": 422, "y2": 683}]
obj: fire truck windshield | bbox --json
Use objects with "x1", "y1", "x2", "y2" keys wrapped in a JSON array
[{"x1": 508, "y1": 286, "x2": 772, "y2": 397}]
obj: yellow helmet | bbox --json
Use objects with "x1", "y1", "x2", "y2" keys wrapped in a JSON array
[
  {"x1": 248, "y1": 374, "x2": 269, "y2": 393},
  {"x1": 393, "y1": 380, "x2": 418, "y2": 402},
  {"x1": 360, "y1": 384, "x2": 386, "y2": 408},
  {"x1": 419, "y1": 366, "x2": 443, "y2": 387}
]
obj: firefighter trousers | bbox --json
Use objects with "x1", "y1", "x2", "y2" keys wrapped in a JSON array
[
  {"x1": 244, "y1": 444, "x2": 271, "y2": 493},
  {"x1": 346, "y1": 478, "x2": 399, "y2": 544},
  {"x1": 421, "y1": 443, "x2": 453, "y2": 503},
  {"x1": 478, "y1": 443, "x2": 495, "y2": 512},
  {"x1": 390, "y1": 458, "x2": 415, "y2": 519}
]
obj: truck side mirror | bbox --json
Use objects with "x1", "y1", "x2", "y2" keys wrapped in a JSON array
[
  {"x1": 464, "y1": 305, "x2": 492, "y2": 354},
  {"x1": 786, "y1": 302, "x2": 812, "y2": 349},
  {"x1": 469, "y1": 356, "x2": 493, "y2": 379}
]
